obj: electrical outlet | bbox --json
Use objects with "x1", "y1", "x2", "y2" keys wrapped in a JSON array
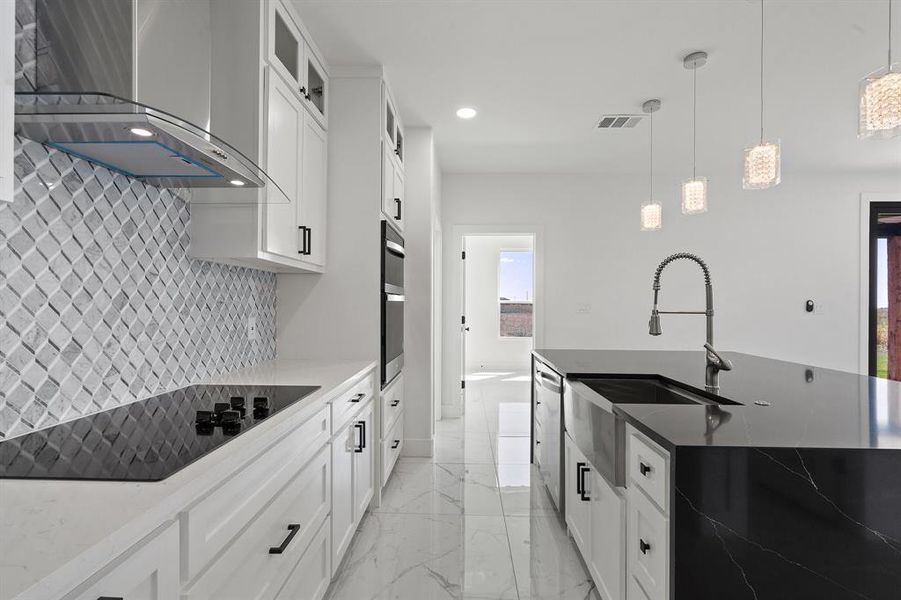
[
  {"x1": 247, "y1": 316, "x2": 258, "y2": 341},
  {"x1": 577, "y1": 303, "x2": 592, "y2": 314}
]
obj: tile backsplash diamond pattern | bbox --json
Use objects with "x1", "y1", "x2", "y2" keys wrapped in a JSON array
[
  {"x1": 1, "y1": 0, "x2": 277, "y2": 439},
  {"x1": 0, "y1": 138, "x2": 277, "y2": 439}
]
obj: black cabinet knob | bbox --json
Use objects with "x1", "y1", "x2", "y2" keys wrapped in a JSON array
[
  {"x1": 350, "y1": 393, "x2": 365, "y2": 403},
  {"x1": 639, "y1": 538, "x2": 651, "y2": 554},
  {"x1": 639, "y1": 462, "x2": 652, "y2": 477},
  {"x1": 390, "y1": 399, "x2": 400, "y2": 407}
]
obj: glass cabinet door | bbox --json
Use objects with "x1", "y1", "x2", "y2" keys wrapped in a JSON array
[
  {"x1": 269, "y1": 1, "x2": 303, "y2": 89},
  {"x1": 305, "y1": 49, "x2": 327, "y2": 124}
]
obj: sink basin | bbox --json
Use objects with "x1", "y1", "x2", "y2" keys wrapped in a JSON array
[{"x1": 576, "y1": 377, "x2": 740, "y2": 406}]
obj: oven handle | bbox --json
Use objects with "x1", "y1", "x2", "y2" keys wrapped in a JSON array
[
  {"x1": 385, "y1": 240, "x2": 405, "y2": 257},
  {"x1": 385, "y1": 293, "x2": 405, "y2": 302}
]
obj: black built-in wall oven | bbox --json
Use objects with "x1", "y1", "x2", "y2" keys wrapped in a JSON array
[{"x1": 381, "y1": 221, "x2": 405, "y2": 388}]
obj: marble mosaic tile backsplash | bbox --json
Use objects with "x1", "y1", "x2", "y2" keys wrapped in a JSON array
[{"x1": 0, "y1": 0, "x2": 277, "y2": 439}]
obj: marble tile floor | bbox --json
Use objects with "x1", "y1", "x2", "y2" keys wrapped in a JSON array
[{"x1": 325, "y1": 371, "x2": 599, "y2": 600}]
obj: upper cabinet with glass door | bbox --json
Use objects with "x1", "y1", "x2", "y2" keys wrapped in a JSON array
[
  {"x1": 267, "y1": 0, "x2": 328, "y2": 129},
  {"x1": 383, "y1": 84, "x2": 403, "y2": 169}
]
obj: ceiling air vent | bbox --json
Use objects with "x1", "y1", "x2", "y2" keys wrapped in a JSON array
[{"x1": 596, "y1": 114, "x2": 644, "y2": 129}]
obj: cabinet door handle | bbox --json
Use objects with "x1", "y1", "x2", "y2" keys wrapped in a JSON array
[
  {"x1": 391, "y1": 439, "x2": 400, "y2": 449},
  {"x1": 390, "y1": 399, "x2": 400, "y2": 407},
  {"x1": 269, "y1": 524, "x2": 301, "y2": 554},
  {"x1": 639, "y1": 538, "x2": 651, "y2": 555},
  {"x1": 305, "y1": 227, "x2": 312, "y2": 255},
  {"x1": 394, "y1": 198, "x2": 402, "y2": 220},
  {"x1": 298, "y1": 225, "x2": 310, "y2": 255},
  {"x1": 98, "y1": 597, "x2": 124, "y2": 600},
  {"x1": 299, "y1": 86, "x2": 307, "y2": 96},
  {"x1": 350, "y1": 392, "x2": 365, "y2": 403},
  {"x1": 354, "y1": 420, "x2": 366, "y2": 452},
  {"x1": 639, "y1": 462, "x2": 652, "y2": 477},
  {"x1": 578, "y1": 464, "x2": 590, "y2": 501},
  {"x1": 575, "y1": 461, "x2": 585, "y2": 494}
]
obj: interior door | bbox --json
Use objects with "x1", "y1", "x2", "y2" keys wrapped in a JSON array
[
  {"x1": 300, "y1": 111, "x2": 327, "y2": 266},
  {"x1": 264, "y1": 69, "x2": 302, "y2": 258}
]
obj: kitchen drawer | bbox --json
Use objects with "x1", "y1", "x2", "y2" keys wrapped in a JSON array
[
  {"x1": 627, "y1": 487, "x2": 669, "y2": 600},
  {"x1": 275, "y1": 517, "x2": 331, "y2": 600},
  {"x1": 628, "y1": 427, "x2": 670, "y2": 514},
  {"x1": 381, "y1": 414, "x2": 404, "y2": 483},
  {"x1": 181, "y1": 404, "x2": 330, "y2": 582},
  {"x1": 333, "y1": 371, "x2": 376, "y2": 434},
  {"x1": 184, "y1": 444, "x2": 331, "y2": 600},
  {"x1": 65, "y1": 522, "x2": 179, "y2": 600},
  {"x1": 628, "y1": 573, "x2": 652, "y2": 600},
  {"x1": 381, "y1": 373, "x2": 403, "y2": 433}
]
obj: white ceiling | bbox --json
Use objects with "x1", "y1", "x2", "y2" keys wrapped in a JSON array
[{"x1": 295, "y1": 0, "x2": 901, "y2": 175}]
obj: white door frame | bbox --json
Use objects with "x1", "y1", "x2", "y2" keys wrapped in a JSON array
[
  {"x1": 444, "y1": 224, "x2": 545, "y2": 418},
  {"x1": 858, "y1": 192, "x2": 901, "y2": 375}
]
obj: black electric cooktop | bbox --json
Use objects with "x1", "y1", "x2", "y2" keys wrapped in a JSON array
[{"x1": 0, "y1": 384, "x2": 320, "y2": 482}]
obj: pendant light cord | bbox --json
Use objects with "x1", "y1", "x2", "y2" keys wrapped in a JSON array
[
  {"x1": 760, "y1": 0, "x2": 765, "y2": 141},
  {"x1": 692, "y1": 67, "x2": 697, "y2": 179},
  {"x1": 890, "y1": 0, "x2": 894, "y2": 68},
  {"x1": 649, "y1": 113, "x2": 654, "y2": 200}
]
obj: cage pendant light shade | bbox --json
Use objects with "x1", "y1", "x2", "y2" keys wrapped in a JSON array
[
  {"x1": 743, "y1": 140, "x2": 781, "y2": 189},
  {"x1": 859, "y1": 65, "x2": 901, "y2": 139},
  {"x1": 640, "y1": 201, "x2": 662, "y2": 231},
  {"x1": 682, "y1": 177, "x2": 708, "y2": 215}
]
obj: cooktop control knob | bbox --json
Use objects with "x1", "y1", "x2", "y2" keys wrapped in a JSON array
[
  {"x1": 230, "y1": 396, "x2": 246, "y2": 417},
  {"x1": 195, "y1": 410, "x2": 213, "y2": 425},
  {"x1": 253, "y1": 397, "x2": 269, "y2": 409},
  {"x1": 219, "y1": 410, "x2": 240, "y2": 425}
]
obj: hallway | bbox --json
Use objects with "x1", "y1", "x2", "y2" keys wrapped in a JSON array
[{"x1": 326, "y1": 371, "x2": 599, "y2": 600}]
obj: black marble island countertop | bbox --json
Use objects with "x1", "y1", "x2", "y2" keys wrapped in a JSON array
[
  {"x1": 534, "y1": 349, "x2": 901, "y2": 450},
  {"x1": 535, "y1": 349, "x2": 901, "y2": 600}
]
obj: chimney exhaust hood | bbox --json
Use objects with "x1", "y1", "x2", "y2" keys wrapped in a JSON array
[{"x1": 15, "y1": 0, "x2": 287, "y2": 202}]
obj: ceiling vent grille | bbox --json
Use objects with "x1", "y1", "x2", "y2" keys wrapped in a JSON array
[{"x1": 596, "y1": 114, "x2": 644, "y2": 129}]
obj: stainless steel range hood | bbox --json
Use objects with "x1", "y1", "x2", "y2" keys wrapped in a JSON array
[{"x1": 15, "y1": 0, "x2": 285, "y2": 202}]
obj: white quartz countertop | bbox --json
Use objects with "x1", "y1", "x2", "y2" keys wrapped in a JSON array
[{"x1": 0, "y1": 358, "x2": 376, "y2": 600}]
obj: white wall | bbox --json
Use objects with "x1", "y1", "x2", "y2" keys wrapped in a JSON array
[
  {"x1": 441, "y1": 169, "x2": 901, "y2": 413},
  {"x1": 464, "y1": 235, "x2": 533, "y2": 372},
  {"x1": 403, "y1": 127, "x2": 441, "y2": 455}
]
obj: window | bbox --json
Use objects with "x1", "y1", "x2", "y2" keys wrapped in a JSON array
[
  {"x1": 869, "y1": 203, "x2": 901, "y2": 379},
  {"x1": 498, "y1": 250, "x2": 533, "y2": 337}
]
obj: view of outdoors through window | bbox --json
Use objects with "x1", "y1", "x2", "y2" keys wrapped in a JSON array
[
  {"x1": 877, "y1": 238, "x2": 888, "y2": 378},
  {"x1": 498, "y1": 250, "x2": 533, "y2": 337}
]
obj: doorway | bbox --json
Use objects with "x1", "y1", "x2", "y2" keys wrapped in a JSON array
[{"x1": 868, "y1": 202, "x2": 901, "y2": 379}]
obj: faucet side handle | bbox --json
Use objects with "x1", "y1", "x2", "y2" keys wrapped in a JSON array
[{"x1": 704, "y1": 343, "x2": 733, "y2": 371}]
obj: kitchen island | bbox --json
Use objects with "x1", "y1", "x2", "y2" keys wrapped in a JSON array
[{"x1": 533, "y1": 349, "x2": 901, "y2": 600}]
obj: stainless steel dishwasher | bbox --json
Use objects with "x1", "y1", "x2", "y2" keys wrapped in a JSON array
[{"x1": 533, "y1": 359, "x2": 563, "y2": 511}]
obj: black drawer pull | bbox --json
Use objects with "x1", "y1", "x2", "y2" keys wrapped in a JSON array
[
  {"x1": 98, "y1": 597, "x2": 124, "y2": 600},
  {"x1": 392, "y1": 439, "x2": 400, "y2": 449},
  {"x1": 578, "y1": 465, "x2": 591, "y2": 501},
  {"x1": 639, "y1": 538, "x2": 651, "y2": 555},
  {"x1": 394, "y1": 198, "x2": 402, "y2": 220},
  {"x1": 350, "y1": 393, "x2": 365, "y2": 403},
  {"x1": 639, "y1": 462, "x2": 652, "y2": 477},
  {"x1": 390, "y1": 399, "x2": 400, "y2": 407},
  {"x1": 269, "y1": 524, "x2": 301, "y2": 554}
]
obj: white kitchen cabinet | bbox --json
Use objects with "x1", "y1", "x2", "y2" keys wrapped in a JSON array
[
  {"x1": 275, "y1": 518, "x2": 331, "y2": 600},
  {"x1": 299, "y1": 110, "x2": 327, "y2": 266},
  {"x1": 190, "y1": 1, "x2": 328, "y2": 273},
  {"x1": 1, "y1": 0, "x2": 13, "y2": 203},
  {"x1": 564, "y1": 433, "x2": 591, "y2": 557},
  {"x1": 589, "y1": 471, "x2": 626, "y2": 600},
  {"x1": 332, "y1": 397, "x2": 376, "y2": 574},
  {"x1": 264, "y1": 68, "x2": 304, "y2": 259},
  {"x1": 382, "y1": 140, "x2": 405, "y2": 232},
  {"x1": 565, "y1": 433, "x2": 626, "y2": 600},
  {"x1": 353, "y1": 403, "x2": 375, "y2": 519},
  {"x1": 65, "y1": 523, "x2": 179, "y2": 600}
]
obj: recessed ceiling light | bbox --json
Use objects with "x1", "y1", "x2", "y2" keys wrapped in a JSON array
[
  {"x1": 129, "y1": 127, "x2": 153, "y2": 137},
  {"x1": 229, "y1": 179, "x2": 245, "y2": 186},
  {"x1": 456, "y1": 107, "x2": 477, "y2": 119}
]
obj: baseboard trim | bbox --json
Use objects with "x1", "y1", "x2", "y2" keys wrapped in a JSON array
[{"x1": 401, "y1": 437, "x2": 434, "y2": 457}]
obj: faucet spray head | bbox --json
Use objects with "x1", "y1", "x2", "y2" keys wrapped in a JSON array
[{"x1": 649, "y1": 310, "x2": 662, "y2": 336}]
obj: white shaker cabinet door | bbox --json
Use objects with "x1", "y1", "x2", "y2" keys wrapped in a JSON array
[
  {"x1": 299, "y1": 110, "x2": 327, "y2": 267},
  {"x1": 352, "y1": 403, "x2": 375, "y2": 521},
  {"x1": 264, "y1": 69, "x2": 303, "y2": 259},
  {"x1": 589, "y1": 471, "x2": 626, "y2": 600},
  {"x1": 331, "y1": 419, "x2": 356, "y2": 574}
]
